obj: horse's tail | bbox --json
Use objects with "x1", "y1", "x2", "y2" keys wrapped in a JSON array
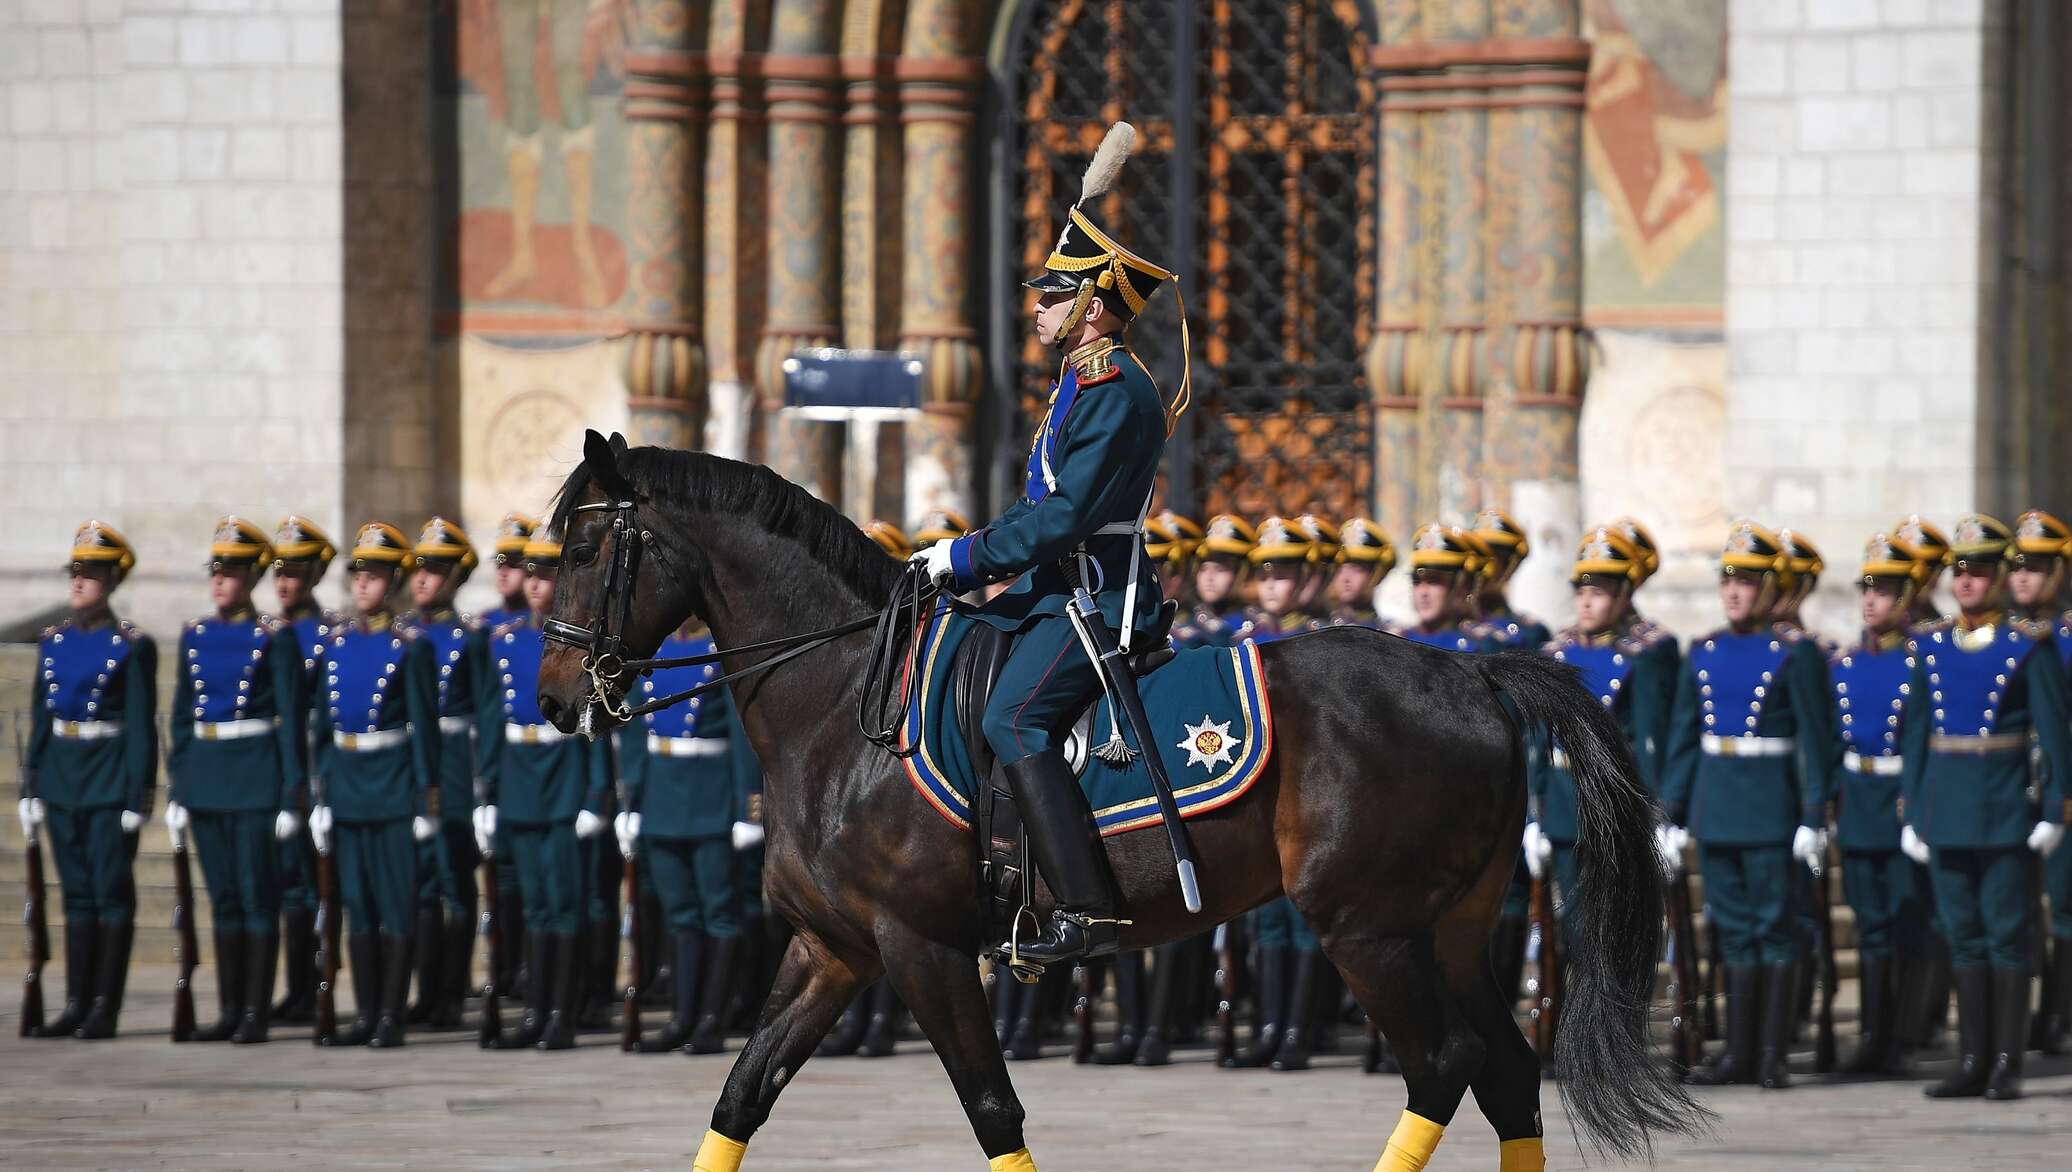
[{"x1": 1476, "y1": 652, "x2": 1710, "y2": 1159}]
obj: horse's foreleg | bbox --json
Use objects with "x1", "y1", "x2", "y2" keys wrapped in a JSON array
[
  {"x1": 1324, "y1": 930, "x2": 1486, "y2": 1172},
  {"x1": 878, "y1": 923, "x2": 1033, "y2": 1169},
  {"x1": 697, "y1": 932, "x2": 871, "y2": 1171}
]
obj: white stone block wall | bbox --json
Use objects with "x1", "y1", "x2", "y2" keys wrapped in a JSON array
[{"x1": 0, "y1": 1, "x2": 345, "y2": 634}]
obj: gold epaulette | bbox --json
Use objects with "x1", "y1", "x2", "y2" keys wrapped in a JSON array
[
  {"x1": 1908, "y1": 615, "x2": 1954, "y2": 636},
  {"x1": 2011, "y1": 616, "x2": 2056, "y2": 641}
]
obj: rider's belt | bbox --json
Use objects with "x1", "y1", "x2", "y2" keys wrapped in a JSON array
[
  {"x1": 505, "y1": 724, "x2": 566, "y2": 745},
  {"x1": 194, "y1": 716, "x2": 280, "y2": 742},
  {"x1": 1547, "y1": 747, "x2": 1570, "y2": 771},
  {"x1": 436, "y1": 716, "x2": 470, "y2": 736},
  {"x1": 1088, "y1": 521, "x2": 1140, "y2": 537},
  {"x1": 1700, "y1": 733, "x2": 1795, "y2": 758},
  {"x1": 51, "y1": 719, "x2": 124, "y2": 741},
  {"x1": 334, "y1": 727, "x2": 408, "y2": 752},
  {"x1": 647, "y1": 734, "x2": 727, "y2": 758},
  {"x1": 1843, "y1": 750, "x2": 1904, "y2": 776},
  {"x1": 1928, "y1": 731, "x2": 2026, "y2": 755}
]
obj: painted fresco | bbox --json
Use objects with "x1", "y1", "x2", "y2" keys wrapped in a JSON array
[{"x1": 1580, "y1": 0, "x2": 1726, "y2": 327}]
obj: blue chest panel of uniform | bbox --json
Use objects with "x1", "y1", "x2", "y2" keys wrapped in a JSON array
[
  {"x1": 38, "y1": 626, "x2": 132, "y2": 720},
  {"x1": 1550, "y1": 643, "x2": 1634, "y2": 708},
  {"x1": 290, "y1": 613, "x2": 336, "y2": 678},
  {"x1": 641, "y1": 636, "x2": 720, "y2": 739},
  {"x1": 1690, "y1": 633, "x2": 1792, "y2": 736},
  {"x1": 1831, "y1": 646, "x2": 1912, "y2": 755},
  {"x1": 322, "y1": 629, "x2": 412, "y2": 734},
  {"x1": 1918, "y1": 626, "x2": 2041, "y2": 737},
  {"x1": 182, "y1": 619, "x2": 273, "y2": 722},
  {"x1": 1021, "y1": 366, "x2": 1082, "y2": 502},
  {"x1": 1401, "y1": 626, "x2": 1480, "y2": 653},
  {"x1": 494, "y1": 626, "x2": 548, "y2": 726},
  {"x1": 407, "y1": 617, "x2": 474, "y2": 714}
]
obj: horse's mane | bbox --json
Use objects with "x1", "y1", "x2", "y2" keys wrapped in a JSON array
[{"x1": 549, "y1": 447, "x2": 903, "y2": 605}]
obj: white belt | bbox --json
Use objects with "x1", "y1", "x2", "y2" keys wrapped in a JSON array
[
  {"x1": 1701, "y1": 734, "x2": 1795, "y2": 758},
  {"x1": 647, "y1": 734, "x2": 727, "y2": 758},
  {"x1": 1843, "y1": 750, "x2": 1904, "y2": 776},
  {"x1": 437, "y1": 716, "x2": 470, "y2": 735},
  {"x1": 51, "y1": 719, "x2": 124, "y2": 740},
  {"x1": 505, "y1": 724, "x2": 566, "y2": 745},
  {"x1": 1090, "y1": 521, "x2": 1140, "y2": 536},
  {"x1": 334, "y1": 727, "x2": 407, "y2": 752},
  {"x1": 195, "y1": 717, "x2": 279, "y2": 742},
  {"x1": 1928, "y1": 731, "x2": 2026, "y2": 755},
  {"x1": 1548, "y1": 747, "x2": 1570, "y2": 771}
]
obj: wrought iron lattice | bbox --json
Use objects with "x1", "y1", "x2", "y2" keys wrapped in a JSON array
[{"x1": 1006, "y1": 0, "x2": 1376, "y2": 520}]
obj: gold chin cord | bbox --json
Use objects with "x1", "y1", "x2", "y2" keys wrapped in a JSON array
[{"x1": 1049, "y1": 279, "x2": 1098, "y2": 347}]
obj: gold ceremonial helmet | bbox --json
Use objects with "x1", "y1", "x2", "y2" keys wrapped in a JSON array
[
  {"x1": 1408, "y1": 523, "x2": 1492, "y2": 576},
  {"x1": 1947, "y1": 514, "x2": 2013, "y2": 571},
  {"x1": 1249, "y1": 516, "x2": 1316, "y2": 566},
  {"x1": 413, "y1": 516, "x2": 480, "y2": 581},
  {"x1": 68, "y1": 519, "x2": 136, "y2": 580},
  {"x1": 1777, "y1": 528, "x2": 1824, "y2": 587},
  {"x1": 208, "y1": 515, "x2": 274, "y2": 574},
  {"x1": 272, "y1": 515, "x2": 336, "y2": 572},
  {"x1": 1571, "y1": 525, "x2": 1645, "y2": 584},
  {"x1": 2013, "y1": 509, "x2": 2071, "y2": 562},
  {"x1": 910, "y1": 509, "x2": 971, "y2": 548},
  {"x1": 494, "y1": 512, "x2": 540, "y2": 567},
  {"x1": 348, "y1": 521, "x2": 413, "y2": 572},
  {"x1": 1198, "y1": 514, "x2": 1257, "y2": 561},
  {"x1": 1294, "y1": 515, "x2": 1341, "y2": 565},
  {"x1": 1336, "y1": 517, "x2": 1396, "y2": 577},
  {"x1": 1609, "y1": 516, "x2": 1661, "y2": 583}
]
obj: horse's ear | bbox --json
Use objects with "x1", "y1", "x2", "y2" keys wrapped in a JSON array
[
  {"x1": 608, "y1": 432, "x2": 629, "y2": 455},
  {"x1": 584, "y1": 429, "x2": 634, "y2": 501}
]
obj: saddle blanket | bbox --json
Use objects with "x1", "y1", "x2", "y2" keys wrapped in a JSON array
[{"x1": 899, "y1": 599, "x2": 1275, "y2": 836}]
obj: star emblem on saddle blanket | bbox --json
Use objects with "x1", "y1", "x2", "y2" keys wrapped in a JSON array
[{"x1": 1178, "y1": 715, "x2": 1240, "y2": 771}]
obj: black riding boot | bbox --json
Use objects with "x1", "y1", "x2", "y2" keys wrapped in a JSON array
[
  {"x1": 639, "y1": 931, "x2": 703, "y2": 1052},
  {"x1": 74, "y1": 920, "x2": 133, "y2": 1039},
  {"x1": 1491, "y1": 913, "x2": 1529, "y2": 1008},
  {"x1": 330, "y1": 934, "x2": 381, "y2": 1046},
  {"x1": 1135, "y1": 942, "x2": 1182, "y2": 1066},
  {"x1": 368, "y1": 932, "x2": 412, "y2": 1048},
  {"x1": 195, "y1": 931, "x2": 246, "y2": 1042},
  {"x1": 35, "y1": 920, "x2": 96, "y2": 1038},
  {"x1": 493, "y1": 930, "x2": 550, "y2": 1049},
  {"x1": 537, "y1": 931, "x2": 580, "y2": 1050},
  {"x1": 2032, "y1": 938, "x2": 2069, "y2": 1056},
  {"x1": 689, "y1": 936, "x2": 738, "y2": 1055},
  {"x1": 1925, "y1": 966, "x2": 1991, "y2": 1098},
  {"x1": 1841, "y1": 952, "x2": 1894, "y2": 1076},
  {"x1": 1758, "y1": 962, "x2": 1795, "y2": 1089},
  {"x1": 434, "y1": 914, "x2": 471, "y2": 1028},
  {"x1": 859, "y1": 976, "x2": 900, "y2": 1058},
  {"x1": 1094, "y1": 950, "x2": 1145, "y2": 1064},
  {"x1": 1001, "y1": 752, "x2": 1121, "y2": 967},
  {"x1": 1684, "y1": 964, "x2": 1759, "y2": 1085},
  {"x1": 822, "y1": 993, "x2": 869, "y2": 1056},
  {"x1": 274, "y1": 906, "x2": 317, "y2": 1022},
  {"x1": 1273, "y1": 949, "x2": 1320, "y2": 1071},
  {"x1": 234, "y1": 929, "x2": 277, "y2": 1043},
  {"x1": 408, "y1": 906, "x2": 443, "y2": 1024},
  {"x1": 1984, "y1": 967, "x2": 2029, "y2": 1101},
  {"x1": 1233, "y1": 946, "x2": 1287, "y2": 1068}
]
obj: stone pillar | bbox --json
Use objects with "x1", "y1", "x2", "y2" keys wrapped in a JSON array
[
  {"x1": 896, "y1": 2, "x2": 986, "y2": 523},
  {"x1": 839, "y1": 51, "x2": 904, "y2": 521},
  {"x1": 621, "y1": 1, "x2": 710, "y2": 451},
  {"x1": 702, "y1": 2, "x2": 770, "y2": 463},
  {"x1": 1367, "y1": 0, "x2": 1425, "y2": 542},
  {"x1": 753, "y1": 0, "x2": 843, "y2": 499}
]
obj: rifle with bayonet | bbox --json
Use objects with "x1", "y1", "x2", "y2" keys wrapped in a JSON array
[
  {"x1": 161, "y1": 719, "x2": 198, "y2": 1042},
  {"x1": 477, "y1": 849, "x2": 503, "y2": 1046},
  {"x1": 312, "y1": 778, "x2": 340, "y2": 1045},
  {"x1": 1811, "y1": 842, "x2": 1838, "y2": 1072},
  {"x1": 1664, "y1": 859, "x2": 1703, "y2": 1071},
  {"x1": 619, "y1": 840, "x2": 641, "y2": 1050},
  {"x1": 16, "y1": 715, "x2": 48, "y2": 1037},
  {"x1": 1527, "y1": 875, "x2": 1560, "y2": 1060},
  {"x1": 1213, "y1": 922, "x2": 1237, "y2": 1066}
]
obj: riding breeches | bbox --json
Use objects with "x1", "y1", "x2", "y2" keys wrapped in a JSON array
[{"x1": 980, "y1": 616, "x2": 1103, "y2": 762}]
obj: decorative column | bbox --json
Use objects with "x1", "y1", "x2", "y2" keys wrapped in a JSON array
[
  {"x1": 701, "y1": 2, "x2": 769, "y2": 462},
  {"x1": 753, "y1": 0, "x2": 843, "y2": 499},
  {"x1": 1367, "y1": 0, "x2": 1427, "y2": 542},
  {"x1": 838, "y1": 50, "x2": 904, "y2": 522},
  {"x1": 621, "y1": 1, "x2": 709, "y2": 450},
  {"x1": 896, "y1": 0, "x2": 986, "y2": 522}
]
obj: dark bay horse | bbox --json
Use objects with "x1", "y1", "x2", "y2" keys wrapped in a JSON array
[{"x1": 536, "y1": 432, "x2": 1702, "y2": 1168}]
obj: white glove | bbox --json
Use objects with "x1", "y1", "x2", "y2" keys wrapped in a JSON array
[
  {"x1": 18, "y1": 797, "x2": 44, "y2": 838},
  {"x1": 274, "y1": 810, "x2": 301, "y2": 842},
  {"x1": 412, "y1": 815, "x2": 436, "y2": 842},
  {"x1": 1901, "y1": 824, "x2": 1930, "y2": 865},
  {"x1": 2028, "y1": 820, "x2": 2065, "y2": 857},
  {"x1": 574, "y1": 809, "x2": 604, "y2": 840},
  {"x1": 120, "y1": 809, "x2": 144, "y2": 834},
  {"x1": 1521, "y1": 823, "x2": 1550, "y2": 881},
  {"x1": 732, "y1": 819, "x2": 765, "y2": 851},
  {"x1": 614, "y1": 811, "x2": 641, "y2": 860},
  {"x1": 164, "y1": 801, "x2": 190, "y2": 850},
  {"x1": 310, "y1": 804, "x2": 334, "y2": 856},
  {"x1": 911, "y1": 540, "x2": 956, "y2": 586},
  {"x1": 1653, "y1": 825, "x2": 1689, "y2": 881},
  {"x1": 474, "y1": 804, "x2": 497, "y2": 858},
  {"x1": 1792, "y1": 824, "x2": 1827, "y2": 866}
]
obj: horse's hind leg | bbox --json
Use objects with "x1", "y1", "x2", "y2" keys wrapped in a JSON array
[
  {"x1": 699, "y1": 931, "x2": 871, "y2": 1170},
  {"x1": 1324, "y1": 929, "x2": 1485, "y2": 1172},
  {"x1": 879, "y1": 921, "x2": 1033, "y2": 1169},
  {"x1": 1437, "y1": 912, "x2": 1546, "y2": 1170}
]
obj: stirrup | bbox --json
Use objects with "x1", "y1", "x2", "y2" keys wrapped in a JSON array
[{"x1": 1002, "y1": 907, "x2": 1046, "y2": 985}]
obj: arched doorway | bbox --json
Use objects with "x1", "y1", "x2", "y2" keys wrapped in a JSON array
[{"x1": 993, "y1": 0, "x2": 1379, "y2": 519}]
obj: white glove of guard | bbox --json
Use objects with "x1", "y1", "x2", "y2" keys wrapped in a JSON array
[
  {"x1": 120, "y1": 809, "x2": 144, "y2": 834},
  {"x1": 1791, "y1": 824, "x2": 1827, "y2": 866},
  {"x1": 474, "y1": 804, "x2": 497, "y2": 858},
  {"x1": 574, "y1": 809, "x2": 604, "y2": 840},
  {"x1": 1521, "y1": 823, "x2": 1550, "y2": 881},
  {"x1": 412, "y1": 815, "x2": 436, "y2": 843},
  {"x1": 2028, "y1": 820, "x2": 2065, "y2": 857},
  {"x1": 1653, "y1": 825, "x2": 1689, "y2": 881},
  {"x1": 274, "y1": 809, "x2": 301, "y2": 842},
  {"x1": 309, "y1": 804, "x2": 334, "y2": 856},
  {"x1": 910, "y1": 540, "x2": 956, "y2": 587},
  {"x1": 732, "y1": 819, "x2": 765, "y2": 851},
  {"x1": 1901, "y1": 824, "x2": 1930, "y2": 865},
  {"x1": 614, "y1": 811, "x2": 641, "y2": 860},
  {"x1": 164, "y1": 801, "x2": 190, "y2": 850},
  {"x1": 19, "y1": 797, "x2": 45, "y2": 839}
]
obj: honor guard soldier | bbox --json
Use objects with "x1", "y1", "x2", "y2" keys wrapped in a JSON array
[
  {"x1": 1471, "y1": 508, "x2": 1552, "y2": 649},
  {"x1": 1171, "y1": 514, "x2": 1256, "y2": 648},
  {"x1": 1149, "y1": 509, "x2": 1203, "y2": 606},
  {"x1": 1246, "y1": 517, "x2": 1325, "y2": 642},
  {"x1": 1823, "y1": 532, "x2": 1934, "y2": 1077},
  {"x1": 268, "y1": 515, "x2": 339, "y2": 1023},
  {"x1": 1662, "y1": 521, "x2": 1835, "y2": 1089},
  {"x1": 1396, "y1": 524, "x2": 1496, "y2": 652},
  {"x1": 2007, "y1": 509, "x2": 2072, "y2": 1053},
  {"x1": 165, "y1": 517, "x2": 307, "y2": 1043},
  {"x1": 478, "y1": 535, "x2": 611, "y2": 1050},
  {"x1": 1774, "y1": 530, "x2": 1837, "y2": 654},
  {"x1": 398, "y1": 517, "x2": 490, "y2": 1029},
  {"x1": 1895, "y1": 515, "x2": 1953, "y2": 629},
  {"x1": 1902, "y1": 514, "x2": 2072, "y2": 1100},
  {"x1": 309, "y1": 522, "x2": 441, "y2": 1048},
  {"x1": 1292, "y1": 514, "x2": 1340, "y2": 616},
  {"x1": 1326, "y1": 518, "x2": 1394, "y2": 629},
  {"x1": 1524, "y1": 527, "x2": 1680, "y2": 921},
  {"x1": 618, "y1": 618, "x2": 764, "y2": 1056},
  {"x1": 20, "y1": 521, "x2": 156, "y2": 1039},
  {"x1": 482, "y1": 513, "x2": 539, "y2": 630},
  {"x1": 910, "y1": 121, "x2": 1189, "y2": 971},
  {"x1": 862, "y1": 520, "x2": 912, "y2": 561}
]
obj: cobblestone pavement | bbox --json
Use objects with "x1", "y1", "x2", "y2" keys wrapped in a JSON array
[{"x1": 2, "y1": 967, "x2": 2068, "y2": 1169}]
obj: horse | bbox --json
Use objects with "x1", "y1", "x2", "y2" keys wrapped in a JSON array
[{"x1": 536, "y1": 431, "x2": 1704, "y2": 1169}]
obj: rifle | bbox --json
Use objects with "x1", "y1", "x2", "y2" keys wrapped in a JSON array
[
  {"x1": 620, "y1": 849, "x2": 641, "y2": 1050},
  {"x1": 1810, "y1": 846, "x2": 1838, "y2": 1072},
  {"x1": 1526, "y1": 875, "x2": 1561, "y2": 1060},
  {"x1": 16, "y1": 716, "x2": 48, "y2": 1037},
  {"x1": 477, "y1": 851, "x2": 503, "y2": 1047},
  {"x1": 1702, "y1": 916, "x2": 1723, "y2": 1040},
  {"x1": 1071, "y1": 961, "x2": 1094, "y2": 1064},
  {"x1": 160, "y1": 721, "x2": 198, "y2": 1042},
  {"x1": 1213, "y1": 923, "x2": 1237, "y2": 1066},
  {"x1": 1664, "y1": 865, "x2": 1703, "y2": 1071},
  {"x1": 312, "y1": 782, "x2": 340, "y2": 1045}
]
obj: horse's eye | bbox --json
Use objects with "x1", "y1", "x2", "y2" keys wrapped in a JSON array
[{"x1": 568, "y1": 544, "x2": 599, "y2": 566}]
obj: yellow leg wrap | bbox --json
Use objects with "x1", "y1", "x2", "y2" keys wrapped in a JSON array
[
  {"x1": 988, "y1": 1148, "x2": 1038, "y2": 1172},
  {"x1": 692, "y1": 1130, "x2": 748, "y2": 1172},
  {"x1": 1372, "y1": 1112, "x2": 1445, "y2": 1172},
  {"x1": 1499, "y1": 1136, "x2": 1547, "y2": 1172}
]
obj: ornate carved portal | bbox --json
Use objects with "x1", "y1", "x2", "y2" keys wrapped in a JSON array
[{"x1": 1003, "y1": 0, "x2": 1378, "y2": 519}]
